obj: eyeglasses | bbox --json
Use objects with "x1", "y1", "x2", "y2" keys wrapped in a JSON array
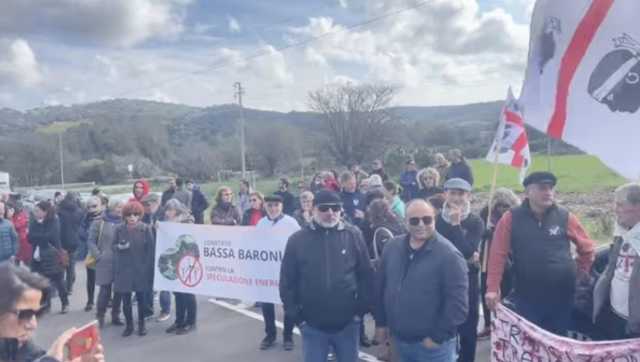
[
  {"x1": 12, "y1": 308, "x2": 44, "y2": 321},
  {"x1": 408, "y1": 216, "x2": 434, "y2": 226},
  {"x1": 317, "y1": 204, "x2": 341, "y2": 213},
  {"x1": 87, "y1": 204, "x2": 98, "y2": 209},
  {"x1": 125, "y1": 213, "x2": 141, "y2": 217},
  {"x1": 250, "y1": 199, "x2": 259, "y2": 202}
]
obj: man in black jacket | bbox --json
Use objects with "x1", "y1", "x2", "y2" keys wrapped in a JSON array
[
  {"x1": 436, "y1": 178, "x2": 484, "y2": 362},
  {"x1": 375, "y1": 199, "x2": 468, "y2": 362},
  {"x1": 186, "y1": 180, "x2": 209, "y2": 225},
  {"x1": 280, "y1": 190, "x2": 373, "y2": 362},
  {"x1": 275, "y1": 178, "x2": 296, "y2": 216}
]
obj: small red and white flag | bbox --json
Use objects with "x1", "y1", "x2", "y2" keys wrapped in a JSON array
[
  {"x1": 518, "y1": 0, "x2": 640, "y2": 180},
  {"x1": 486, "y1": 87, "x2": 532, "y2": 182}
]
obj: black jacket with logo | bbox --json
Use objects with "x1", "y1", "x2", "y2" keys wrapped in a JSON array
[{"x1": 280, "y1": 221, "x2": 373, "y2": 332}]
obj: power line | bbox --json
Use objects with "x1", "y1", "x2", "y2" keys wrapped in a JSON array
[{"x1": 114, "y1": 0, "x2": 431, "y2": 99}]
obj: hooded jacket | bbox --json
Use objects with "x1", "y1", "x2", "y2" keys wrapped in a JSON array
[{"x1": 130, "y1": 179, "x2": 150, "y2": 203}]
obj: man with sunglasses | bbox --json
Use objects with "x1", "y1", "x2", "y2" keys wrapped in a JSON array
[
  {"x1": 435, "y1": 178, "x2": 484, "y2": 362},
  {"x1": 280, "y1": 190, "x2": 373, "y2": 362},
  {"x1": 486, "y1": 171, "x2": 595, "y2": 336},
  {"x1": 375, "y1": 199, "x2": 468, "y2": 362},
  {"x1": 256, "y1": 194, "x2": 300, "y2": 351}
]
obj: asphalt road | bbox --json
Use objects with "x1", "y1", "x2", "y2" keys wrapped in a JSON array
[{"x1": 34, "y1": 263, "x2": 491, "y2": 361}]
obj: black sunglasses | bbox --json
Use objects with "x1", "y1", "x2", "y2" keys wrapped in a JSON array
[
  {"x1": 408, "y1": 216, "x2": 434, "y2": 226},
  {"x1": 317, "y1": 204, "x2": 341, "y2": 213},
  {"x1": 12, "y1": 308, "x2": 44, "y2": 321}
]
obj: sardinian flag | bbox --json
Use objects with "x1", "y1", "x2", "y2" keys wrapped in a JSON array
[
  {"x1": 518, "y1": 0, "x2": 640, "y2": 180},
  {"x1": 486, "y1": 87, "x2": 531, "y2": 182}
]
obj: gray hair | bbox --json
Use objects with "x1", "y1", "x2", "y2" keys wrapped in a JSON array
[
  {"x1": 615, "y1": 183, "x2": 640, "y2": 205},
  {"x1": 368, "y1": 174, "x2": 383, "y2": 187},
  {"x1": 107, "y1": 199, "x2": 124, "y2": 212},
  {"x1": 300, "y1": 191, "x2": 314, "y2": 201},
  {"x1": 165, "y1": 198, "x2": 191, "y2": 217}
]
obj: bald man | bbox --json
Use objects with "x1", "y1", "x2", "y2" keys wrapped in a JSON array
[{"x1": 375, "y1": 199, "x2": 468, "y2": 362}]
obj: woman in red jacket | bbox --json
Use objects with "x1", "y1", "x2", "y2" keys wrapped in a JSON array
[{"x1": 6, "y1": 202, "x2": 31, "y2": 266}]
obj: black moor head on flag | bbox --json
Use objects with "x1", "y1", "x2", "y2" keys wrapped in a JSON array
[
  {"x1": 588, "y1": 33, "x2": 640, "y2": 114},
  {"x1": 537, "y1": 17, "x2": 562, "y2": 74}
]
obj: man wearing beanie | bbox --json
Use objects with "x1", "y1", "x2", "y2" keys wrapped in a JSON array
[
  {"x1": 486, "y1": 171, "x2": 595, "y2": 336},
  {"x1": 280, "y1": 190, "x2": 373, "y2": 362}
]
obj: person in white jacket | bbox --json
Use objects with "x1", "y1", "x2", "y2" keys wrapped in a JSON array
[{"x1": 255, "y1": 194, "x2": 300, "y2": 351}]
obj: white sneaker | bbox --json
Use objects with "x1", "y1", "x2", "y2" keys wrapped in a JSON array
[{"x1": 157, "y1": 312, "x2": 171, "y2": 322}]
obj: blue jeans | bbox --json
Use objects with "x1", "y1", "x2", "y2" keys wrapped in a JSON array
[
  {"x1": 159, "y1": 291, "x2": 171, "y2": 314},
  {"x1": 514, "y1": 295, "x2": 572, "y2": 336},
  {"x1": 395, "y1": 337, "x2": 456, "y2": 362},
  {"x1": 301, "y1": 319, "x2": 359, "y2": 362}
]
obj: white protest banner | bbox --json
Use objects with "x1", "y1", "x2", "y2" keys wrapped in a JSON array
[
  {"x1": 154, "y1": 222, "x2": 294, "y2": 304},
  {"x1": 518, "y1": 0, "x2": 640, "y2": 180},
  {"x1": 492, "y1": 304, "x2": 640, "y2": 362}
]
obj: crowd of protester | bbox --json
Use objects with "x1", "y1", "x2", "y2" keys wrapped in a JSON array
[{"x1": 0, "y1": 147, "x2": 639, "y2": 362}]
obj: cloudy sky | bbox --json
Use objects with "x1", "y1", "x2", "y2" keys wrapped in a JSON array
[{"x1": 0, "y1": 0, "x2": 535, "y2": 111}]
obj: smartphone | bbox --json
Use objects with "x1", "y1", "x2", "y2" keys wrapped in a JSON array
[{"x1": 66, "y1": 320, "x2": 100, "y2": 360}]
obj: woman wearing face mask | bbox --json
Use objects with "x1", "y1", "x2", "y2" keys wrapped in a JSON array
[
  {"x1": 79, "y1": 197, "x2": 105, "y2": 313},
  {"x1": 163, "y1": 200, "x2": 198, "y2": 336},
  {"x1": 112, "y1": 201, "x2": 154, "y2": 337},
  {"x1": 28, "y1": 201, "x2": 69, "y2": 315},
  {"x1": 0, "y1": 263, "x2": 105, "y2": 362},
  {"x1": 292, "y1": 191, "x2": 314, "y2": 228},
  {"x1": 88, "y1": 200, "x2": 124, "y2": 329},
  {"x1": 209, "y1": 187, "x2": 241, "y2": 226}
]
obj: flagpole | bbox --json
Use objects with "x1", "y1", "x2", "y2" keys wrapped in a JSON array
[
  {"x1": 483, "y1": 132, "x2": 503, "y2": 275},
  {"x1": 546, "y1": 138, "x2": 552, "y2": 172}
]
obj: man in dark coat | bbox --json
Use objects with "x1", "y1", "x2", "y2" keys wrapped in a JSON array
[
  {"x1": 445, "y1": 149, "x2": 474, "y2": 186},
  {"x1": 187, "y1": 180, "x2": 209, "y2": 225},
  {"x1": 56, "y1": 192, "x2": 84, "y2": 294},
  {"x1": 436, "y1": 178, "x2": 484, "y2": 362},
  {"x1": 399, "y1": 159, "x2": 419, "y2": 202},
  {"x1": 275, "y1": 178, "x2": 296, "y2": 216},
  {"x1": 161, "y1": 177, "x2": 177, "y2": 206}
]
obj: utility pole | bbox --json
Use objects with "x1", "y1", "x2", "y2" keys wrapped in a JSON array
[
  {"x1": 58, "y1": 132, "x2": 65, "y2": 190},
  {"x1": 234, "y1": 82, "x2": 246, "y2": 179}
]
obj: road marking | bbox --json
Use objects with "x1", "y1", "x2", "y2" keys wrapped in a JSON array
[{"x1": 208, "y1": 299, "x2": 381, "y2": 362}]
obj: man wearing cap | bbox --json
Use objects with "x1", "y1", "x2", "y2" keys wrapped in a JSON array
[
  {"x1": 375, "y1": 199, "x2": 468, "y2": 362},
  {"x1": 436, "y1": 178, "x2": 483, "y2": 362},
  {"x1": 256, "y1": 194, "x2": 301, "y2": 351},
  {"x1": 280, "y1": 190, "x2": 373, "y2": 362},
  {"x1": 399, "y1": 159, "x2": 419, "y2": 202},
  {"x1": 275, "y1": 178, "x2": 297, "y2": 216},
  {"x1": 486, "y1": 171, "x2": 595, "y2": 335}
]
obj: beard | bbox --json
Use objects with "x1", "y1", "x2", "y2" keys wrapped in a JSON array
[{"x1": 314, "y1": 215, "x2": 339, "y2": 228}]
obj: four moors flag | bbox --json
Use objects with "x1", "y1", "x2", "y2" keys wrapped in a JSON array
[
  {"x1": 486, "y1": 87, "x2": 531, "y2": 182},
  {"x1": 518, "y1": 0, "x2": 640, "y2": 180}
]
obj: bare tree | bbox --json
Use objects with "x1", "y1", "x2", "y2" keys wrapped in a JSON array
[{"x1": 308, "y1": 83, "x2": 397, "y2": 166}]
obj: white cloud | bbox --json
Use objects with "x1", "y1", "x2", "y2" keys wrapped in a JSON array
[
  {"x1": 0, "y1": 0, "x2": 190, "y2": 47},
  {"x1": 338, "y1": 0, "x2": 349, "y2": 9},
  {"x1": 0, "y1": 39, "x2": 41, "y2": 87},
  {"x1": 228, "y1": 16, "x2": 241, "y2": 33}
]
